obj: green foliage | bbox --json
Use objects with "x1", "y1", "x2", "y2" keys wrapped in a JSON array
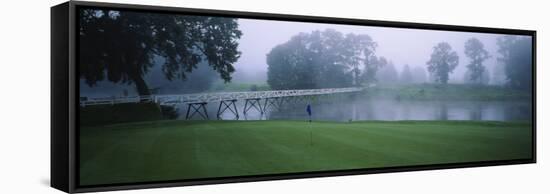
[
  {"x1": 364, "y1": 83, "x2": 531, "y2": 101},
  {"x1": 464, "y1": 68, "x2": 490, "y2": 85},
  {"x1": 426, "y1": 42, "x2": 459, "y2": 84},
  {"x1": 250, "y1": 84, "x2": 258, "y2": 91},
  {"x1": 210, "y1": 82, "x2": 271, "y2": 92},
  {"x1": 362, "y1": 56, "x2": 386, "y2": 84},
  {"x1": 145, "y1": 59, "x2": 221, "y2": 94},
  {"x1": 464, "y1": 38, "x2": 491, "y2": 85},
  {"x1": 497, "y1": 36, "x2": 533, "y2": 90},
  {"x1": 266, "y1": 29, "x2": 381, "y2": 90},
  {"x1": 79, "y1": 120, "x2": 531, "y2": 185},
  {"x1": 343, "y1": 33, "x2": 379, "y2": 85},
  {"x1": 160, "y1": 105, "x2": 179, "y2": 119},
  {"x1": 80, "y1": 103, "x2": 163, "y2": 126},
  {"x1": 79, "y1": 9, "x2": 242, "y2": 95}
]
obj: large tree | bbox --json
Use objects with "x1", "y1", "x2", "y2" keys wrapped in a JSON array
[
  {"x1": 362, "y1": 56, "x2": 386, "y2": 84},
  {"x1": 309, "y1": 29, "x2": 351, "y2": 88},
  {"x1": 342, "y1": 33, "x2": 378, "y2": 85},
  {"x1": 267, "y1": 33, "x2": 320, "y2": 89},
  {"x1": 497, "y1": 36, "x2": 532, "y2": 89},
  {"x1": 267, "y1": 29, "x2": 378, "y2": 90},
  {"x1": 426, "y1": 42, "x2": 459, "y2": 84},
  {"x1": 463, "y1": 68, "x2": 490, "y2": 85},
  {"x1": 464, "y1": 38, "x2": 490, "y2": 85},
  {"x1": 266, "y1": 33, "x2": 319, "y2": 89},
  {"x1": 79, "y1": 9, "x2": 242, "y2": 95},
  {"x1": 376, "y1": 61, "x2": 399, "y2": 84},
  {"x1": 400, "y1": 64, "x2": 413, "y2": 83}
]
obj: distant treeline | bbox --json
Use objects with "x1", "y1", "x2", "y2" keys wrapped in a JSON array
[
  {"x1": 266, "y1": 29, "x2": 532, "y2": 91},
  {"x1": 363, "y1": 83, "x2": 531, "y2": 101}
]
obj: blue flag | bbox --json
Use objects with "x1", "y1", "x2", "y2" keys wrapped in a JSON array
[{"x1": 306, "y1": 104, "x2": 312, "y2": 116}]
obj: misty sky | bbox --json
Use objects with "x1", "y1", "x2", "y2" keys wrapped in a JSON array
[
  {"x1": 80, "y1": 15, "x2": 532, "y2": 98},
  {"x1": 234, "y1": 18, "x2": 526, "y2": 83}
]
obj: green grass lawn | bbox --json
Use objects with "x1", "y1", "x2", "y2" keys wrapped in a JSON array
[
  {"x1": 79, "y1": 120, "x2": 532, "y2": 186},
  {"x1": 80, "y1": 103, "x2": 163, "y2": 126}
]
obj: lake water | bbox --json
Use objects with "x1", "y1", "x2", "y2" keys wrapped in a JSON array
[{"x1": 176, "y1": 96, "x2": 532, "y2": 122}]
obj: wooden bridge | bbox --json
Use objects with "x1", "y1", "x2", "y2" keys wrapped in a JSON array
[{"x1": 80, "y1": 87, "x2": 367, "y2": 120}]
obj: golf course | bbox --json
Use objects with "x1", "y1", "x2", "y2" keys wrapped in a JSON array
[
  {"x1": 76, "y1": 7, "x2": 535, "y2": 187},
  {"x1": 79, "y1": 120, "x2": 532, "y2": 186}
]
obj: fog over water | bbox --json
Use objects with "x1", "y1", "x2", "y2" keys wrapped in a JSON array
[{"x1": 179, "y1": 97, "x2": 532, "y2": 122}]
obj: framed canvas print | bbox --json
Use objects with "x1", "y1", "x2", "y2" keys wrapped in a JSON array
[{"x1": 51, "y1": 1, "x2": 536, "y2": 193}]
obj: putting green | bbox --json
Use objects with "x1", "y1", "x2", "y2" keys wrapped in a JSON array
[{"x1": 79, "y1": 120, "x2": 532, "y2": 186}]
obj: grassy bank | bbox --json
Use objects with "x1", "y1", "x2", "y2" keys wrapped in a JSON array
[
  {"x1": 80, "y1": 103, "x2": 164, "y2": 126},
  {"x1": 79, "y1": 120, "x2": 532, "y2": 186},
  {"x1": 363, "y1": 84, "x2": 531, "y2": 101},
  {"x1": 209, "y1": 82, "x2": 271, "y2": 92}
]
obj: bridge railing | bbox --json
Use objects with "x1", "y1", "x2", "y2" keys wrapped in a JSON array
[
  {"x1": 80, "y1": 87, "x2": 365, "y2": 106},
  {"x1": 79, "y1": 95, "x2": 153, "y2": 106}
]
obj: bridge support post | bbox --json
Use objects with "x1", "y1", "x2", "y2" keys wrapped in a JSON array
[
  {"x1": 243, "y1": 98, "x2": 263, "y2": 115},
  {"x1": 263, "y1": 97, "x2": 280, "y2": 112},
  {"x1": 297, "y1": 95, "x2": 307, "y2": 104},
  {"x1": 217, "y1": 99, "x2": 239, "y2": 120},
  {"x1": 277, "y1": 97, "x2": 284, "y2": 107},
  {"x1": 185, "y1": 102, "x2": 209, "y2": 120},
  {"x1": 309, "y1": 95, "x2": 317, "y2": 103},
  {"x1": 292, "y1": 96, "x2": 300, "y2": 104},
  {"x1": 283, "y1": 96, "x2": 293, "y2": 105}
]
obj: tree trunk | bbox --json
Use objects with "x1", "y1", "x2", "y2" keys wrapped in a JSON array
[{"x1": 132, "y1": 75, "x2": 151, "y2": 96}]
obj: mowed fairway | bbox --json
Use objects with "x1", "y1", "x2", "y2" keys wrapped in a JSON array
[{"x1": 79, "y1": 120, "x2": 532, "y2": 186}]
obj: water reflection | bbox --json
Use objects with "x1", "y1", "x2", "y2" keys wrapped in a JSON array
[{"x1": 176, "y1": 96, "x2": 532, "y2": 122}]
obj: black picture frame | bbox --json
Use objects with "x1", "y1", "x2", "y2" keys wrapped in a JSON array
[{"x1": 51, "y1": 1, "x2": 536, "y2": 193}]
